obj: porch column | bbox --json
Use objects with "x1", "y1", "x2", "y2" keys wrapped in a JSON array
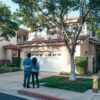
[
  {"x1": 20, "y1": 49, "x2": 25, "y2": 70},
  {"x1": 88, "y1": 56, "x2": 93, "y2": 72}
]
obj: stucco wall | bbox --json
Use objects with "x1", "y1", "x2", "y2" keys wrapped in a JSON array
[
  {"x1": 80, "y1": 38, "x2": 89, "y2": 56},
  {"x1": 0, "y1": 36, "x2": 17, "y2": 61},
  {"x1": 0, "y1": 47, "x2": 3, "y2": 60},
  {"x1": 88, "y1": 42, "x2": 96, "y2": 57},
  {"x1": 80, "y1": 40, "x2": 96, "y2": 72},
  {"x1": 75, "y1": 45, "x2": 81, "y2": 56}
]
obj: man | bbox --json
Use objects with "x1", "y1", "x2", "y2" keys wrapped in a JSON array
[{"x1": 23, "y1": 53, "x2": 31, "y2": 88}]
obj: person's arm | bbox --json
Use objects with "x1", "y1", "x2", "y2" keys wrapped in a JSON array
[{"x1": 29, "y1": 59, "x2": 32, "y2": 68}]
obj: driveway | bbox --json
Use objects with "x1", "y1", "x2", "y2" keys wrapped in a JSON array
[{"x1": 0, "y1": 71, "x2": 58, "y2": 92}]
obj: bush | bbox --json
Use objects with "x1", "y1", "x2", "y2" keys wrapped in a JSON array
[
  {"x1": 59, "y1": 72, "x2": 69, "y2": 75},
  {"x1": 0, "y1": 67, "x2": 20, "y2": 74},
  {"x1": 7, "y1": 63, "x2": 15, "y2": 67},
  {"x1": 75, "y1": 57, "x2": 88, "y2": 75},
  {"x1": 12, "y1": 57, "x2": 20, "y2": 67}
]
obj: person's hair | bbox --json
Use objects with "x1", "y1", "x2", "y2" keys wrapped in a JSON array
[
  {"x1": 27, "y1": 53, "x2": 31, "y2": 58},
  {"x1": 32, "y1": 57, "x2": 37, "y2": 65}
]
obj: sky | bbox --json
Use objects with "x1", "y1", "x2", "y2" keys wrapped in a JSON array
[
  {"x1": 0, "y1": 0, "x2": 79, "y2": 16},
  {"x1": 0, "y1": 0, "x2": 19, "y2": 13},
  {"x1": 0, "y1": 0, "x2": 79, "y2": 33}
]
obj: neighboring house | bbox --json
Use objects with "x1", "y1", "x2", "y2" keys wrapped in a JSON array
[
  {"x1": 1, "y1": 28, "x2": 28, "y2": 65},
  {"x1": 2, "y1": 18, "x2": 100, "y2": 73},
  {"x1": 0, "y1": 36, "x2": 17, "y2": 65}
]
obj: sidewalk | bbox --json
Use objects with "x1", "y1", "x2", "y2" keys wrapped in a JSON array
[
  {"x1": 18, "y1": 86, "x2": 82, "y2": 100},
  {"x1": 0, "y1": 71, "x2": 99, "y2": 100}
]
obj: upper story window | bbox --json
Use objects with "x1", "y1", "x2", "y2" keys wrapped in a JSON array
[
  {"x1": 17, "y1": 28, "x2": 29, "y2": 43},
  {"x1": 17, "y1": 36, "x2": 21, "y2": 43},
  {"x1": 92, "y1": 30, "x2": 96, "y2": 37},
  {"x1": 17, "y1": 34, "x2": 28, "y2": 43},
  {"x1": 23, "y1": 35, "x2": 28, "y2": 41}
]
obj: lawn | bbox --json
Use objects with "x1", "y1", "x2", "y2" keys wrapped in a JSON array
[{"x1": 39, "y1": 76, "x2": 100, "y2": 93}]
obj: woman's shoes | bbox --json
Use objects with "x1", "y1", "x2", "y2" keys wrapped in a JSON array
[{"x1": 26, "y1": 86, "x2": 30, "y2": 88}]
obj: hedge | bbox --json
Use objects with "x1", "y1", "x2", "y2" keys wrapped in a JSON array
[
  {"x1": 0, "y1": 67, "x2": 20, "y2": 74},
  {"x1": 75, "y1": 57, "x2": 88, "y2": 74},
  {"x1": 12, "y1": 57, "x2": 20, "y2": 67}
]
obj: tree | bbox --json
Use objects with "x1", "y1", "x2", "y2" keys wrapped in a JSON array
[
  {"x1": 0, "y1": 1, "x2": 18, "y2": 41},
  {"x1": 12, "y1": 0, "x2": 100, "y2": 80}
]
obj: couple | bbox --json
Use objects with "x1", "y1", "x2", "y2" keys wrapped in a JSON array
[{"x1": 23, "y1": 53, "x2": 39, "y2": 88}]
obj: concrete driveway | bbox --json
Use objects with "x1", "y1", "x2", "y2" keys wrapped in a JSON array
[
  {"x1": 0, "y1": 71, "x2": 58, "y2": 92},
  {"x1": 0, "y1": 71, "x2": 58, "y2": 100}
]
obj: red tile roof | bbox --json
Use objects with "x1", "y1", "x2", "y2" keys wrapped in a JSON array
[
  {"x1": 17, "y1": 35, "x2": 90, "y2": 46},
  {"x1": 3, "y1": 44, "x2": 19, "y2": 49},
  {"x1": 17, "y1": 28, "x2": 28, "y2": 36}
]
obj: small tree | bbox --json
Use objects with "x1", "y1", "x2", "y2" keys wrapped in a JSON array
[
  {"x1": 0, "y1": 1, "x2": 18, "y2": 41},
  {"x1": 12, "y1": 0, "x2": 100, "y2": 80}
]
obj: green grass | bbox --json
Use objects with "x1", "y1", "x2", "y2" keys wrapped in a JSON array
[{"x1": 39, "y1": 76, "x2": 100, "y2": 93}]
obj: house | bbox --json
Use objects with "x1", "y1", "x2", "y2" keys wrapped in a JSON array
[
  {"x1": 0, "y1": 35, "x2": 17, "y2": 65},
  {"x1": 2, "y1": 18, "x2": 100, "y2": 73},
  {"x1": 1, "y1": 28, "x2": 28, "y2": 65}
]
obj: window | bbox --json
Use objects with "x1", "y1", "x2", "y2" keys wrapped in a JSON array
[
  {"x1": 92, "y1": 30, "x2": 96, "y2": 37},
  {"x1": 17, "y1": 36, "x2": 21, "y2": 43},
  {"x1": 53, "y1": 53, "x2": 56, "y2": 56},
  {"x1": 23, "y1": 35, "x2": 28, "y2": 41},
  {"x1": 58, "y1": 53, "x2": 61, "y2": 56},
  {"x1": 40, "y1": 54, "x2": 43, "y2": 56},
  {"x1": 48, "y1": 54, "x2": 52, "y2": 56}
]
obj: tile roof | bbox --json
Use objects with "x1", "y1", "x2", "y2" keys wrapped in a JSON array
[
  {"x1": 17, "y1": 35, "x2": 90, "y2": 46},
  {"x1": 3, "y1": 44, "x2": 19, "y2": 49},
  {"x1": 17, "y1": 28, "x2": 28, "y2": 36}
]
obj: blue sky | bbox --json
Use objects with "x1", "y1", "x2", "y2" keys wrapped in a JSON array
[
  {"x1": 0, "y1": 0, "x2": 79, "y2": 31},
  {"x1": 0, "y1": 0, "x2": 19, "y2": 13},
  {"x1": 0, "y1": 0, "x2": 79, "y2": 17}
]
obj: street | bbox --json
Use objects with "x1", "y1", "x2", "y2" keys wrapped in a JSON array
[{"x1": 0, "y1": 92, "x2": 28, "y2": 100}]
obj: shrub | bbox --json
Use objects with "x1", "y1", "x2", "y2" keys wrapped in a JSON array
[
  {"x1": 7, "y1": 63, "x2": 15, "y2": 67},
  {"x1": 0, "y1": 67, "x2": 20, "y2": 73},
  {"x1": 59, "y1": 72, "x2": 69, "y2": 75},
  {"x1": 75, "y1": 57, "x2": 88, "y2": 75},
  {"x1": 12, "y1": 57, "x2": 20, "y2": 67}
]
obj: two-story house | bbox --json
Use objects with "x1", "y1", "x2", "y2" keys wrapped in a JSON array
[
  {"x1": 2, "y1": 17, "x2": 100, "y2": 73},
  {"x1": 0, "y1": 35, "x2": 17, "y2": 65},
  {"x1": 2, "y1": 28, "x2": 28, "y2": 65}
]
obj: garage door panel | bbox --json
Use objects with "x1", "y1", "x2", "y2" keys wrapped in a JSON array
[{"x1": 31, "y1": 51, "x2": 67, "y2": 72}]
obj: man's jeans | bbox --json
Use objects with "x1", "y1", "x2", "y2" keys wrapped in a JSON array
[{"x1": 23, "y1": 71, "x2": 31, "y2": 88}]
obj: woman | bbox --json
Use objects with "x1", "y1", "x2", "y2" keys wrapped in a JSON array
[{"x1": 31, "y1": 57, "x2": 40, "y2": 88}]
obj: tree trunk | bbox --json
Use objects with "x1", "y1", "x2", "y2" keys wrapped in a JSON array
[{"x1": 69, "y1": 53, "x2": 76, "y2": 81}]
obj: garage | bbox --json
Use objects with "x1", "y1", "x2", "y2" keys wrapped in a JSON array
[
  {"x1": 30, "y1": 50, "x2": 67, "y2": 72},
  {"x1": 20, "y1": 39, "x2": 69, "y2": 73}
]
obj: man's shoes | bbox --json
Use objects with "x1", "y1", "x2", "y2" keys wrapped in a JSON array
[
  {"x1": 23, "y1": 84, "x2": 25, "y2": 88},
  {"x1": 37, "y1": 85, "x2": 40, "y2": 88}
]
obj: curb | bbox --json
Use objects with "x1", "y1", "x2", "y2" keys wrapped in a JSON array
[{"x1": 18, "y1": 90, "x2": 64, "y2": 100}]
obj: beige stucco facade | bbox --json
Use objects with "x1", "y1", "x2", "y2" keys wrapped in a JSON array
[
  {"x1": 0, "y1": 36, "x2": 17, "y2": 64},
  {"x1": 19, "y1": 39, "x2": 98, "y2": 73},
  {"x1": 0, "y1": 25, "x2": 100, "y2": 73}
]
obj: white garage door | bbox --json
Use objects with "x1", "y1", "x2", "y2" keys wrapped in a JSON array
[{"x1": 31, "y1": 51, "x2": 67, "y2": 72}]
